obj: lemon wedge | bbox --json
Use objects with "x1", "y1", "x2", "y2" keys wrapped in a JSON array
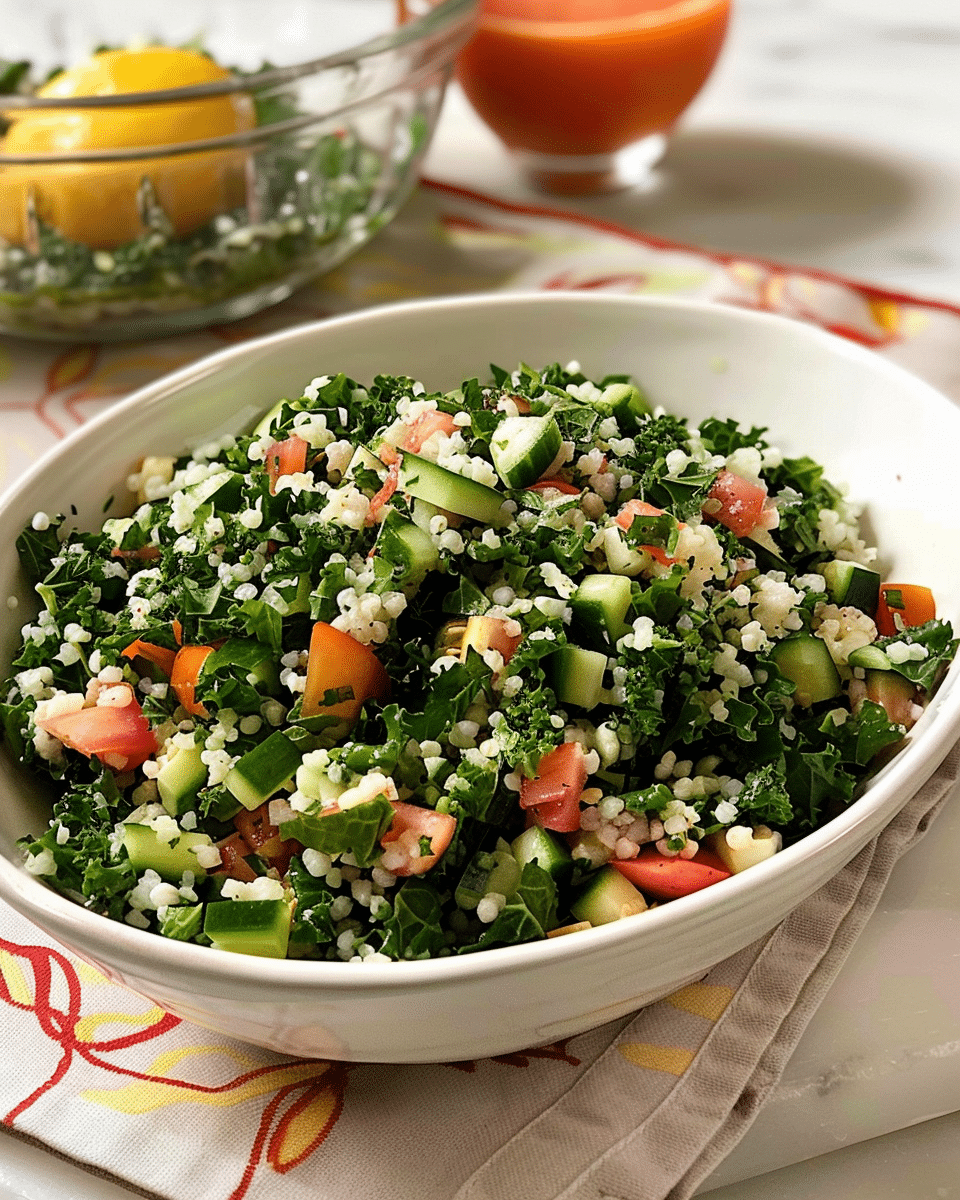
[{"x1": 0, "y1": 46, "x2": 256, "y2": 251}]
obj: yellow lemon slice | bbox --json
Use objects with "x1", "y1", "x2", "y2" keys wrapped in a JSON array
[{"x1": 0, "y1": 46, "x2": 256, "y2": 251}]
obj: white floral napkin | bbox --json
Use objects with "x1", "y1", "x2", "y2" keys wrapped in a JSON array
[{"x1": 1, "y1": 179, "x2": 960, "y2": 1200}]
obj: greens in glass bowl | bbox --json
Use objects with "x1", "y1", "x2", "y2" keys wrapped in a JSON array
[{"x1": 0, "y1": 0, "x2": 477, "y2": 341}]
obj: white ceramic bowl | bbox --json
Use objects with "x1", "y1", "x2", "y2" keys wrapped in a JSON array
[{"x1": 1, "y1": 293, "x2": 958, "y2": 1062}]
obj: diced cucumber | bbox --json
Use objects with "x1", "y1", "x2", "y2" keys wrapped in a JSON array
[
  {"x1": 847, "y1": 644, "x2": 892, "y2": 672},
  {"x1": 122, "y1": 824, "x2": 213, "y2": 883},
  {"x1": 770, "y1": 634, "x2": 842, "y2": 704},
  {"x1": 569, "y1": 572, "x2": 632, "y2": 649},
  {"x1": 489, "y1": 413, "x2": 562, "y2": 489},
  {"x1": 550, "y1": 644, "x2": 607, "y2": 711},
  {"x1": 821, "y1": 559, "x2": 881, "y2": 614},
  {"x1": 223, "y1": 730, "x2": 302, "y2": 811},
  {"x1": 156, "y1": 743, "x2": 207, "y2": 818},
  {"x1": 455, "y1": 846, "x2": 522, "y2": 910},
  {"x1": 398, "y1": 452, "x2": 505, "y2": 525},
  {"x1": 597, "y1": 383, "x2": 651, "y2": 433},
  {"x1": 570, "y1": 865, "x2": 647, "y2": 925},
  {"x1": 376, "y1": 509, "x2": 440, "y2": 585},
  {"x1": 511, "y1": 825, "x2": 573, "y2": 886},
  {"x1": 203, "y1": 898, "x2": 293, "y2": 959}
]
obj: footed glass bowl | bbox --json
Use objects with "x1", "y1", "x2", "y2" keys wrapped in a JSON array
[{"x1": 0, "y1": 0, "x2": 477, "y2": 341}]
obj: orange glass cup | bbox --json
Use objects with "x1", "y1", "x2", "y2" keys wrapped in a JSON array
[{"x1": 456, "y1": 0, "x2": 732, "y2": 195}]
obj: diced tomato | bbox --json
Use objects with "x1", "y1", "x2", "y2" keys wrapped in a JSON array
[
  {"x1": 233, "y1": 804, "x2": 301, "y2": 875},
  {"x1": 36, "y1": 686, "x2": 157, "y2": 773},
  {"x1": 213, "y1": 832, "x2": 259, "y2": 882},
  {"x1": 875, "y1": 584, "x2": 936, "y2": 637},
  {"x1": 531, "y1": 790, "x2": 582, "y2": 833},
  {"x1": 234, "y1": 803, "x2": 281, "y2": 851},
  {"x1": 459, "y1": 615, "x2": 522, "y2": 666},
  {"x1": 401, "y1": 409, "x2": 458, "y2": 453},
  {"x1": 170, "y1": 644, "x2": 215, "y2": 717},
  {"x1": 704, "y1": 470, "x2": 769, "y2": 539},
  {"x1": 366, "y1": 459, "x2": 400, "y2": 526},
  {"x1": 301, "y1": 621, "x2": 391, "y2": 726},
  {"x1": 615, "y1": 499, "x2": 683, "y2": 566},
  {"x1": 265, "y1": 435, "x2": 309, "y2": 495},
  {"x1": 519, "y1": 741, "x2": 588, "y2": 827},
  {"x1": 380, "y1": 801, "x2": 457, "y2": 876},
  {"x1": 525, "y1": 477, "x2": 581, "y2": 496},
  {"x1": 612, "y1": 846, "x2": 731, "y2": 901}
]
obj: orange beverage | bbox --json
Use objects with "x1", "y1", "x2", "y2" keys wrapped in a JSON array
[{"x1": 457, "y1": 0, "x2": 731, "y2": 193}]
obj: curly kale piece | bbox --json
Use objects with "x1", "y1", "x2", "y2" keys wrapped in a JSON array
[
  {"x1": 18, "y1": 773, "x2": 137, "y2": 919},
  {"x1": 731, "y1": 760, "x2": 794, "y2": 828}
]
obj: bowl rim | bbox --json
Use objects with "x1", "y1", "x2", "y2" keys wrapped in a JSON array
[
  {"x1": 1, "y1": 290, "x2": 958, "y2": 993},
  {"x1": 0, "y1": 0, "x2": 478, "y2": 116}
]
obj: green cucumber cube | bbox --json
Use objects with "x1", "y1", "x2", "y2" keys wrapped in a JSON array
[
  {"x1": 511, "y1": 825, "x2": 573, "y2": 886},
  {"x1": 156, "y1": 743, "x2": 207, "y2": 817},
  {"x1": 455, "y1": 847, "x2": 522, "y2": 910},
  {"x1": 598, "y1": 383, "x2": 651, "y2": 433},
  {"x1": 376, "y1": 510, "x2": 440, "y2": 584},
  {"x1": 570, "y1": 865, "x2": 647, "y2": 925},
  {"x1": 569, "y1": 572, "x2": 632, "y2": 649},
  {"x1": 490, "y1": 413, "x2": 562, "y2": 489},
  {"x1": 224, "y1": 730, "x2": 302, "y2": 811},
  {"x1": 822, "y1": 559, "x2": 881, "y2": 614},
  {"x1": 770, "y1": 634, "x2": 842, "y2": 705},
  {"x1": 847, "y1": 644, "x2": 892, "y2": 672},
  {"x1": 398, "y1": 452, "x2": 505, "y2": 525},
  {"x1": 122, "y1": 824, "x2": 213, "y2": 882},
  {"x1": 203, "y1": 899, "x2": 293, "y2": 958},
  {"x1": 550, "y1": 644, "x2": 607, "y2": 711}
]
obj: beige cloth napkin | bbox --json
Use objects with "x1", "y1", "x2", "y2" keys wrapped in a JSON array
[
  {"x1": 1, "y1": 181, "x2": 960, "y2": 1200},
  {"x1": 453, "y1": 747, "x2": 959, "y2": 1200}
]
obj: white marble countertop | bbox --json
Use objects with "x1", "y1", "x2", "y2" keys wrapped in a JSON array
[
  {"x1": 422, "y1": 1, "x2": 960, "y2": 1196},
  {"x1": 2, "y1": 1, "x2": 960, "y2": 1198}
]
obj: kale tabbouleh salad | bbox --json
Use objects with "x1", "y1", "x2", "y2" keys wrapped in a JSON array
[{"x1": 4, "y1": 360, "x2": 956, "y2": 961}]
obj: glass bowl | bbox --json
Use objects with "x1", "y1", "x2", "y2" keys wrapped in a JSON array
[{"x1": 0, "y1": 0, "x2": 477, "y2": 341}]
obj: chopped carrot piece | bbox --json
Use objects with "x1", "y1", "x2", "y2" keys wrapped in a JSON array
[
  {"x1": 121, "y1": 638, "x2": 177, "y2": 679},
  {"x1": 301, "y1": 622, "x2": 391, "y2": 727},
  {"x1": 875, "y1": 584, "x2": 936, "y2": 637},
  {"x1": 170, "y1": 645, "x2": 215, "y2": 716}
]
